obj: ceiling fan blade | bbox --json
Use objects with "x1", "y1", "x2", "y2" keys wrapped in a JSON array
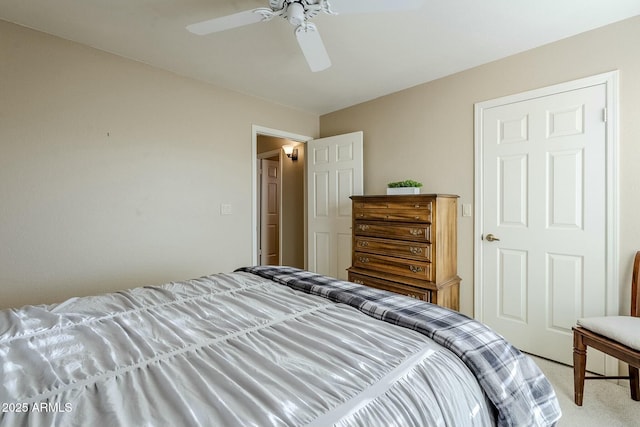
[
  {"x1": 295, "y1": 23, "x2": 331, "y2": 72},
  {"x1": 329, "y1": 0, "x2": 424, "y2": 14},
  {"x1": 187, "y1": 9, "x2": 269, "y2": 35}
]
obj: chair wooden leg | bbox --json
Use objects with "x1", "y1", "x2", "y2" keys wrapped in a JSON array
[
  {"x1": 630, "y1": 365, "x2": 640, "y2": 401},
  {"x1": 573, "y1": 331, "x2": 587, "y2": 406}
]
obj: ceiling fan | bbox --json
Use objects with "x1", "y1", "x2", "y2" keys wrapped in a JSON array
[{"x1": 187, "y1": 0, "x2": 425, "y2": 72}]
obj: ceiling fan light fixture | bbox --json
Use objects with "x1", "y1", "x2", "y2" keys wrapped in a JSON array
[
  {"x1": 287, "y1": 2, "x2": 306, "y2": 26},
  {"x1": 187, "y1": 0, "x2": 426, "y2": 72}
]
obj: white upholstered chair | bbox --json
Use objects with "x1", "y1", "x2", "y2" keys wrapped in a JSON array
[{"x1": 572, "y1": 251, "x2": 640, "y2": 406}]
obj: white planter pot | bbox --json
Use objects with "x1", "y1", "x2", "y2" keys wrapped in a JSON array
[{"x1": 386, "y1": 187, "x2": 421, "y2": 195}]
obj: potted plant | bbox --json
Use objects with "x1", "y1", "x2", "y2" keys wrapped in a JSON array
[{"x1": 386, "y1": 179, "x2": 423, "y2": 195}]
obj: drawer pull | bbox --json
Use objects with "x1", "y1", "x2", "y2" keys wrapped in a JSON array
[
  {"x1": 358, "y1": 241, "x2": 369, "y2": 247},
  {"x1": 415, "y1": 216, "x2": 420, "y2": 220},
  {"x1": 357, "y1": 213, "x2": 364, "y2": 218},
  {"x1": 409, "y1": 247, "x2": 422, "y2": 255},
  {"x1": 353, "y1": 279, "x2": 364, "y2": 285},
  {"x1": 409, "y1": 228, "x2": 423, "y2": 236},
  {"x1": 358, "y1": 224, "x2": 370, "y2": 231},
  {"x1": 358, "y1": 256, "x2": 370, "y2": 263},
  {"x1": 409, "y1": 265, "x2": 423, "y2": 273}
]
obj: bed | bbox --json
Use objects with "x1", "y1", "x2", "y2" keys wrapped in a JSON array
[{"x1": 0, "y1": 266, "x2": 561, "y2": 426}]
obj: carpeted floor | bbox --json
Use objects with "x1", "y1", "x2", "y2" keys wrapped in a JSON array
[{"x1": 529, "y1": 355, "x2": 640, "y2": 426}]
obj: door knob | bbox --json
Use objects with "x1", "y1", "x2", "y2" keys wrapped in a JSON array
[{"x1": 485, "y1": 233, "x2": 500, "y2": 242}]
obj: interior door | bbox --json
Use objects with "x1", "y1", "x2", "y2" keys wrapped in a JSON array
[
  {"x1": 478, "y1": 84, "x2": 608, "y2": 370},
  {"x1": 307, "y1": 131, "x2": 363, "y2": 280},
  {"x1": 260, "y1": 159, "x2": 280, "y2": 265}
]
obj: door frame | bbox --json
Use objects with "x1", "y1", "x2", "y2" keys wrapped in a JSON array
[
  {"x1": 252, "y1": 125, "x2": 313, "y2": 266},
  {"x1": 473, "y1": 71, "x2": 620, "y2": 325}
]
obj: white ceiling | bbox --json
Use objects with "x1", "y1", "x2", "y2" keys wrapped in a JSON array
[{"x1": 2, "y1": 0, "x2": 639, "y2": 114}]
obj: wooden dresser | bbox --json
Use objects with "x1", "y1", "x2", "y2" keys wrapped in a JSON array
[{"x1": 347, "y1": 194, "x2": 460, "y2": 311}]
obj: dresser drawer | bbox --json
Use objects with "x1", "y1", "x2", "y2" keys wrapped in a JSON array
[
  {"x1": 348, "y1": 272, "x2": 432, "y2": 302},
  {"x1": 354, "y1": 208, "x2": 431, "y2": 223},
  {"x1": 354, "y1": 200, "x2": 432, "y2": 222},
  {"x1": 355, "y1": 236, "x2": 431, "y2": 261},
  {"x1": 353, "y1": 251, "x2": 432, "y2": 280},
  {"x1": 354, "y1": 221, "x2": 431, "y2": 242},
  {"x1": 354, "y1": 200, "x2": 432, "y2": 211}
]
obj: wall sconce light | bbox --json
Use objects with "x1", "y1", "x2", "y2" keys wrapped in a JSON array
[{"x1": 282, "y1": 145, "x2": 298, "y2": 161}]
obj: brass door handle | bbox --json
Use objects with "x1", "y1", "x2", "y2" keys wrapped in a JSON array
[{"x1": 485, "y1": 233, "x2": 500, "y2": 242}]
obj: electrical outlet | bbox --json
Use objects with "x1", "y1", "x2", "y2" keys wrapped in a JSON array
[{"x1": 220, "y1": 204, "x2": 232, "y2": 215}]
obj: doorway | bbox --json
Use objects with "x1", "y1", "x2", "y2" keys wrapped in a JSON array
[
  {"x1": 256, "y1": 137, "x2": 304, "y2": 267},
  {"x1": 252, "y1": 125, "x2": 312, "y2": 267},
  {"x1": 474, "y1": 72, "x2": 619, "y2": 374}
]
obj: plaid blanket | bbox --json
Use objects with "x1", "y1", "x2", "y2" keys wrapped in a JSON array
[{"x1": 236, "y1": 266, "x2": 561, "y2": 427}]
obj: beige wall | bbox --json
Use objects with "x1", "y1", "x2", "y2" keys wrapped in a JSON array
[
  {"x1": 321, "y1": 16, "x2": 640, "y2": 316},
  {"x1": 0, "y1": 20, "x2": 318, "y2": 309}
]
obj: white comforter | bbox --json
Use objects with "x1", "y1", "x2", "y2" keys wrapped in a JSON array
[{"x1": 1, "y1": 271, "x2": 494, "y2": 426}]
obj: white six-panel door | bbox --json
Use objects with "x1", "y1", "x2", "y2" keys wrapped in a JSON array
[
  {"x1": 477, "y1": 80, "x2": 613, "y2": 372},
  {"x1": 260, "y1": 159, "x2": 280, "y2": 265},
  {"x1": 307, "y1": 132, "x2": 363, "y2": 280}
]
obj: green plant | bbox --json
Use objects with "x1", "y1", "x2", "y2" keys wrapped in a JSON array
[{"x1": 387, "y1": 179, "x2": 423, "y2": 188}]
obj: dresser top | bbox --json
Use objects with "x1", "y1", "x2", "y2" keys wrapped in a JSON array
[{"x1": 351, "y1": 194, "x2": 459, "y2": 200}]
